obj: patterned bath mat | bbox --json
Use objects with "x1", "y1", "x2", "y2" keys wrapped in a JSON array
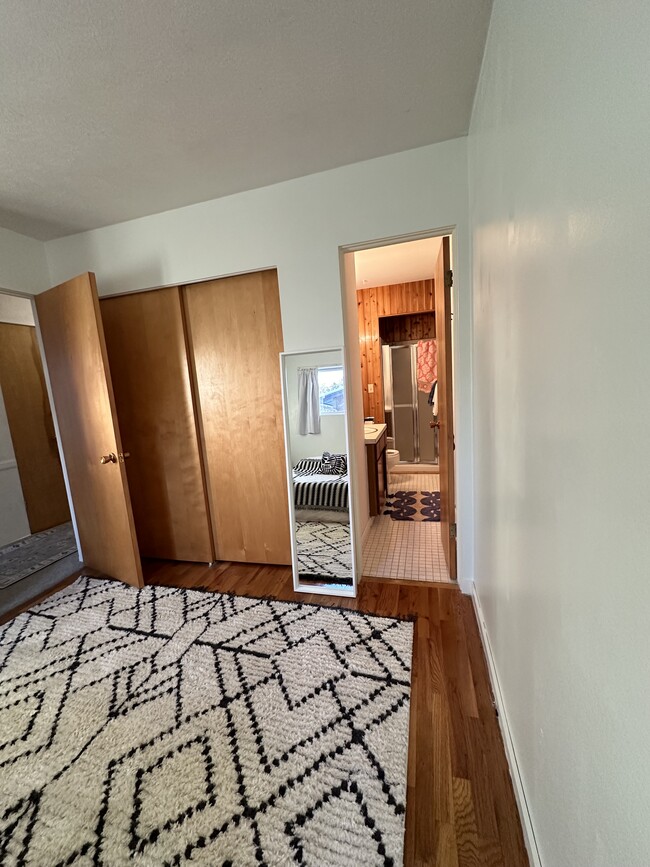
[
  {"x1": 0, "y1": 521, "x2": 76, "y2": 589},
  {"x1": 0, "y1": 577, "x2": 413, "y2": 866},
  {"x1": 384, "y1": 491, "x2": 441, "y2": 521}
]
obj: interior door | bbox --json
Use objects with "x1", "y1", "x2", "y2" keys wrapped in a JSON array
[
  {"x1": 35, "y1": 273, "x2": 143, "y2": 587},
  {"x1": 434, "y1": 237, "x2": 457, "y2": 579}
]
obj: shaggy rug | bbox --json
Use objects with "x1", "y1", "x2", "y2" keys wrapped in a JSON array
[
  {"x1": 0, "y1": 577, "x2": 413, "y2": 866},
  {"x1": 0, "y1": 522, "x2": 76, "y2": 588},
  {"x1": 295, "y1": 521, "x2": 353, "y2": 585},
  {"x1": 383, "y1": 491, "x2": 441, "y2": 522}
]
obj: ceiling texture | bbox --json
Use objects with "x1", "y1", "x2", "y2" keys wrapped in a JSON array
[
  {"x1": 354, "y1": 237, "x2": 442, "y2": 289},
  {"x1": 0, "y1": 0, "x2": 492, "y2": 240}
]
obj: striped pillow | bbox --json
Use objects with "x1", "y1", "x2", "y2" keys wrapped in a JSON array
[{"x1": 320, "y1": 452, "x2": 347, "y2": 475}]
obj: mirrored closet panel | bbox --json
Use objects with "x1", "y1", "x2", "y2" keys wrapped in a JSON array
[{"x1": 281, "y1": 348, "x2": 357, "y2": 597}]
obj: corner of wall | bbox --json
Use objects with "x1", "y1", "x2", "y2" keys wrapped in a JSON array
[{"x1": 0, "y1": 226, "x2": 50, "y2": 295}]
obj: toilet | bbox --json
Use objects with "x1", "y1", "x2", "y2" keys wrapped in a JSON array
[{"x1": 386, "y1": 449, "x2": 400, "y2": 472}]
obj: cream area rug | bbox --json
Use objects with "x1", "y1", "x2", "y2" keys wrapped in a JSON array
[{"x1": 0, "y1": 577, "x2": 414, "y2": 866}]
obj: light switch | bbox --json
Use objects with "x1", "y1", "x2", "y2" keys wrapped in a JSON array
[{"x1": 368, "y1": 383, "x2": 375, "y2": 393}]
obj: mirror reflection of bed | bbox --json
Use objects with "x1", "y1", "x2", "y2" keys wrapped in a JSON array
[{"x1": 281, "y1": 348, "x2": 357, "y2": 597}]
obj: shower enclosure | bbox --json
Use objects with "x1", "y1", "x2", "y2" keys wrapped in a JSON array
[{"x1": 382, "y1": 342, "x2": 438, "y2": 464}]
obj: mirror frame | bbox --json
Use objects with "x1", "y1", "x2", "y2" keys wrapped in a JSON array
[{"x1": 279, "y1": 346, "x2": 358, "y2": 598}]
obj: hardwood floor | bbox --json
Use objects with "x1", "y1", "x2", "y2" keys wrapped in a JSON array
[
  {"x1": 141, "y1": 559, "x2": 529, "y2": 867},
  {"x1": 1, "y1": 559, "x2": 528, "y2": 865}
]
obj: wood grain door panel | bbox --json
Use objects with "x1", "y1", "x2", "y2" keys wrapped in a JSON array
[
  {"x1": 183, "y1": 270, "x2": 291, "y2": 565},
  {"x1": 100, "y1": 288, "x2": 214, "y2": 563},
  {"x1": 434, "y1": 238, "x2": 457, "y2": 579},
  {"x1": 0, "y1": 323, "x2": 70, "y2": 532},
  {"x1": 35, "y1": 273, "x2": 142, "y2": 587}
]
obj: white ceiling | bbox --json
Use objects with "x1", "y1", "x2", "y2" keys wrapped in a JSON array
[
  {"x1": 0, "y1": 1, "x2": 492, "y2": 240},
  {"x1": 354, "y1": 237, "x2": 442, "y2": 289}
]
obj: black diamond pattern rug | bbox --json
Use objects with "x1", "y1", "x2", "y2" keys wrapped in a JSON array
[{"x1": 0, "y1": 577, "x2": 413, "y2": 866}]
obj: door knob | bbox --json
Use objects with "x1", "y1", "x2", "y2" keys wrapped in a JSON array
[
  {"x1": 430, "y1": 421, "x2": 441, "y2": 429},
  {"x1": 100, "y1": 453, "x2": 117, "y2": 464}
]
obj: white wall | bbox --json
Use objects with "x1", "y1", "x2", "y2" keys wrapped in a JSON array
[
  {"x1": 284, "y1": 351, "x2": 347, "y2": 463},
  {"x1": 0, "y1": 226, "x2": 49, "y2": 294},
  {"x1": 0, "y1": 293, "x2": 35, "y2": 326},
  {"x1": 469, "y1": 2, "x2": 650, "y2": 865},
  {"x1": 0, "y1": 386, "x2": 30, "y2": 546},
  {"x1": 44, "y1": 139, "x2": 475, "y2": 586}
]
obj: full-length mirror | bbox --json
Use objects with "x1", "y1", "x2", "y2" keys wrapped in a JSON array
[
  {"x1": 0, "y1": 291, "x2": 79, "y2": 618},
  {"x1": 281, "y1": 348, "x2": 357, "y2": 597}
]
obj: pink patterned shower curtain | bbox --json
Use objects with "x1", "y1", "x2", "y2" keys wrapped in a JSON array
[{"x1": 416, "y1": 339, "x2": 437, "y2": 392}]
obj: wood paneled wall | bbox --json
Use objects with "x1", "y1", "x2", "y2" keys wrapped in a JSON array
[
  {"x1": 357, "y1": 280, "x2": 435, "y2": 422},
  {"x1": 379, "y1": 311, "x2": 435, "y2": 345}
]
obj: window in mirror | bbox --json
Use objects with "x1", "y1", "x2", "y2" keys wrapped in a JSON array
[{"x1": 318, "y1": 365, "x2": 345, "y2": 415}]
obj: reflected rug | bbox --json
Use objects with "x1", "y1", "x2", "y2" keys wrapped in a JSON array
[
  {"x1": 0, "y1": 577, "x2": 413, "y2": 866},
  {"x1": 384, "y1": 491, "x2": 441, "y2": 522},
  {"x1": 0, "y1": 522, "x2": 76, "y2": 589}
]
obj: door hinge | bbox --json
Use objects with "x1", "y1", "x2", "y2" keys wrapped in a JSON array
[
  {"x1": 450, "y1": 523, "x2": 457, "y2": 539},
  {"x1": 445, "y1": 269, "x2": 453, "y2": 289}
]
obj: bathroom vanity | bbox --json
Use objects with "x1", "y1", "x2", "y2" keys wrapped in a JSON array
[{"x1": 364, "y1": 423, "x2": 387, "y2": 516}]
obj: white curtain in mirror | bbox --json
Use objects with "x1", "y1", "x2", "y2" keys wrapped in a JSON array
[{"x1": 297, "y1": 367, "x2": 320, "y2": 435}]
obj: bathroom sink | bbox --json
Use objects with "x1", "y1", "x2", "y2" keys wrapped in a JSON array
[{"x1": 364, "y1": 425, "x2": 379, "y2": 434}]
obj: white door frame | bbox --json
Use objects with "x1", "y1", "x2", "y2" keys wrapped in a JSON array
[{"x1": 337, "y1": 225, "x2": 461, "y2": 586}]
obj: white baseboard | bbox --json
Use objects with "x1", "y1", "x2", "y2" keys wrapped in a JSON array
[{"x1": 471, "y1": 584, "x2": 543, "y2": 867}]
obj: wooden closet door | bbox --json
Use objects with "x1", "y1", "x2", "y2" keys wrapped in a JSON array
[
  {"x1": 183, "y1": 270, "x2": 291, "y2": 565},
  {"x1": 0, "y1": 322, "x2": 71, "y2": 533},
  {"x1": 101, "y1": 288, "x2": 214, "y2": 563}
]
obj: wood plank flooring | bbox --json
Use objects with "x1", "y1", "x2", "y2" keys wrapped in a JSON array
[
  {"x1": 140, "y1": 559, "x2": 530, "y2": 867},
  {"x1": 1, "y1": 559, "x2": 528, "y2": 866}
]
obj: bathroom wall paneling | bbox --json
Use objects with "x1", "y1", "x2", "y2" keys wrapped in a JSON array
[
  {"x1": 357, "y1": 280, "x2": 435, "y2": 422},
  {"x1": 0, "y1": 322, "x2": 71, "y2": 533},
  {"x1": 100, "y1": 288, "x2": 215, "y2": 563},
  {"x1": 378, "y1": 311, "x2": 436, "y2": 345},
  {"x1": 182, "y1": 270, "x2": 292, "y2": 565}
]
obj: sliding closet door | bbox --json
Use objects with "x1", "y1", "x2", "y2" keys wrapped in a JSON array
[
  {"x1": 183, "y1": 270, "x2": 291, "y2": 565},
  {"x1": 101, "y1": 288, "x2": 214, "y2": 562}
]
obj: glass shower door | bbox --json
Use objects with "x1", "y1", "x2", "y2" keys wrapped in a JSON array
[{"x1": 390, "y1": 345, "x2": 416, "y2": 463}]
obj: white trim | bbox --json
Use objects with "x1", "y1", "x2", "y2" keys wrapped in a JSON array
[
  {"x1": 0, "y1": 458, "x2": 18, "y2": 473},
  {"x1": 338, "y1": 227, "x2": 464, "y2": 584},
  {"x1": 472, "y1": 584, "x2": 543, "y2": 867},
  {"x1": 458, "y1": 575, "x2": 473, "y2": 595}
]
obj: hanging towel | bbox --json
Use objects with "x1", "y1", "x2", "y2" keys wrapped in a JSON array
[
  {"x1": 416, "y1": 339, "x2": 437, "y2": 393},
  {"x1": 298, "y1": 368, "x2": 321, "y2": 435}
]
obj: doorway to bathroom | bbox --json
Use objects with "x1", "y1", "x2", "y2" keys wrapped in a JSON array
[{"x1": 342, "y1": 232, "x2": 456, "y2": 584}]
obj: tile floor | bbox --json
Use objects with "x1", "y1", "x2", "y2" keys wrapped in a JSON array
[
  {"x1": 388, "y1": 472, "x2": 439, "y2": 494},
  {"x1": 362, "y1": 471, "x2": 452, "y2": 584}
]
